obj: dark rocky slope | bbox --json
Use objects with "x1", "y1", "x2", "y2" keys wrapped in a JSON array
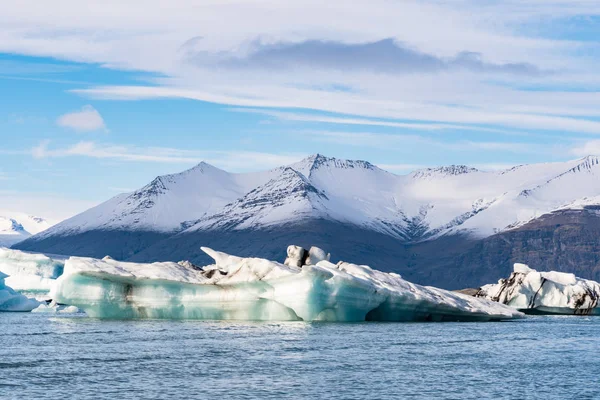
[{"x1": 14, "y1": 208, "x2": 600, "y2": 290}]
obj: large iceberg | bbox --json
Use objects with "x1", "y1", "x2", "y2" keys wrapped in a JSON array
[
  {"x1": 0, "y1": 248, "x2": 65, "y2": 300},
  {"x1": 476, "y1": 263, "x2": 600, "y2": 315},
  {"x1": 0, "y1": 271, "x2": 40, "y2": 311},
  {"x1": 52, "y1": 246, "x2": 522, "y2": 322}
]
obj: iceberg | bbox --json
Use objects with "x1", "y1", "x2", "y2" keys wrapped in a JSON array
[
  {"x1": 0, "y1": 271, "x2": 40, "y2": 312},
  {"x1": 476, "y1": 263, "x2": 600, "y2": 315},
  {"x1": 52, "y1": 246, "x2": 522, "y2": 322},
  {"x1": 0, "y1": 248, "x2": 65, "y2": 300}
]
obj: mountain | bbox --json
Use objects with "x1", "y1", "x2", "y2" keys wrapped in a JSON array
[
  {"x1": 14, "y1": 154, "x2": 600, "y2": 289},
  {"x1": 0, "y1": 211, "x2": 53, "y2": 247}
]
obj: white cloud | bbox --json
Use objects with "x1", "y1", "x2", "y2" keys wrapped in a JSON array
[
  {"x1": 29, "y1": 140, "x2": 305, "y2": 172},
  {"x1": 231, "y1": 108, "x2": 470, "y2": 131},
  {"x1": 72, "y1": 81, "x2": 600, "y2": 135},
  {"x1": 291, "y1": 130, "x2": 554, "y2": 155},
  {"x1": 56, "y1": 105, "x2": 107, "y2": 132},
  {"x1": 3, "y1": 1, "x2": 600, "y2": 134},
  {"x1": 569, "y1": 140, "x2": 600, "y2": 157}
]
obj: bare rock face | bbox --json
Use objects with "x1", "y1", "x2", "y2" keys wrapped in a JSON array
[
  {"x1": 20, "y1": 208, "x2": 600, "y2": 291},
  {"x1": 456, "y1": 208, "x2": 600, "y2": 286}
]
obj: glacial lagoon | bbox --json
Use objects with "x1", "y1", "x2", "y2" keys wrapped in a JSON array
[{"x1": 2, "y1": 312, "x2": 598, "y2": 400}]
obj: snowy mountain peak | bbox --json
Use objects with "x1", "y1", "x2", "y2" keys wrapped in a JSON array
[
  {"x1": 25, "y1": 153, "x2": 600, "y2": 249},
  {"x1": 0, "y1": 217, "x2": 26, "y2": 235},
  {"x1": 274, "y1": 167, "x2": 328, "y2": 197},
  {"x1": 568, "y1": 155, "x2": 600, "y2": 174},
  {"x1": 183, "y1": 161, "x2": 225, "y2": 175},
  {"x1": 28, "y1": 216, "x2": 47, "y2": 225},
  {"x1": 133, "y1": 176, "x2": 168, "y2": 200},
  {"x1": 139, "y1": 162, "x2": 227, "y2": 192},
  {"x1": 231, "y1": 166, "x2": 328, "y2": 209},
  {"x1": 0, "y1": 212, "x2": 53, "y2": 247},
  {"x1": 292, "y1": 154, "x2": 376, "y2": 177},
  {"x1": 187, "y1": 166, "x2": 328, "y2": 231},
  {"x1": 412, "y1": 165, "x2": 479, "y2": 179}
]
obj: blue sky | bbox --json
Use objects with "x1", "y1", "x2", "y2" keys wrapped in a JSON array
[{"x1": 3, "y1": 0, "x2": 600, "y2": 220}]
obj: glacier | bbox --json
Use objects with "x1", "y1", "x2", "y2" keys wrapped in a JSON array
[
  {"x1": 52, "y1": 246, "x2": 523, "y2": 322},
  {"x1": 476, "y1": 263, "x2": 600, "y2": 315},
  {"x1": 0, "y1": 248, "x2": 65, "y2": 300},
  {"x1": 0, "y1": 271, "x2": 40, "y2": 312}
]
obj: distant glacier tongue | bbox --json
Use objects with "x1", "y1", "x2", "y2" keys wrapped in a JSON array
[{"x1": 52, "y1": 246, "x2": 522, "y2": 322}]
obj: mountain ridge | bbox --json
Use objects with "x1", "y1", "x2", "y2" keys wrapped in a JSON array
[{"x1": 14, "y1": 154, "x2": 600, "y2": 288}]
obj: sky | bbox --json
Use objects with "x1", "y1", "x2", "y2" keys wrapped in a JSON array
[{"x1": 4, "y1": 0, "x2": 600, "y2": 220}]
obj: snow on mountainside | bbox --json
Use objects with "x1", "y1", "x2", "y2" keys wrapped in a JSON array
[
  {"x1": 30, "y1": 162, "x2": 282, "y2": 238},
  {"x1": 20, "y1": 154, "x2": 600, "y2": 247},
  {"x1": 189, "y1": 167, "x2": 330, "y2": 231},
  {"x1": 0, "y1": 211, "x2": 53, "y2": 246}
]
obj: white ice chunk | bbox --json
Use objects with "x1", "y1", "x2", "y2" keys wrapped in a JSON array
[
  {"x1": 306, "y1": 246, "x2": 330, "y2": 266},
  {"x1": 0, "y1": 271, "x2": 40, "y2": 312},
  {"x1": 284, "y1": 245, "x2": 306, "y2": 267},
  {"x1": 478, "y1": 264, "x2": 600, "y2": 315},
  {"x1": 0, "y1": 248, "x2": 64, "y2": 300},
  {"x1": 53, "y1": 246, "x2": 523, "y2": 322},
  {"x1": 32, "y1": 301, "x2": 81, "y2": 314},
  {"x1": 513, "y1": 263, "x2": 532, "y2": 274}
]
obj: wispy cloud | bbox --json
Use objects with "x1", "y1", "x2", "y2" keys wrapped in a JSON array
[
  {"x1": 231, "y1": 108, "x2": 471, "y2": 131},
  {"x1": 0, "y1": 59, "x2": 82, "y2": 75},
  {"x1": 74, "y1": 82, "x2": 600, "y2": 135},
  {"x1": 32, "y1": 140, "x2": 198, "y2": 163},
  {"x1": 291, "y1": 130, "x2": 553, "y2": 154},
  {"x1": 234, "y1": 108, "x2": 541, "y2": 137},
  {"x1": 56, "y1": 105, "x2": 107, "y2": 132},
  {"x1": 2, "y1": 0, "x2": 596, "y2": 135},
  {"x1": 29, "y1": 140, "x2": 305, "y2": 171}
]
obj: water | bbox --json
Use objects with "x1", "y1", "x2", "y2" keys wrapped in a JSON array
[{"x1": 1, "y1": 313, "x2": 599, "y2": 400}]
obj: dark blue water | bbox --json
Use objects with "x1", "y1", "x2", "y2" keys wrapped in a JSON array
[{"x1": 1, "y1": 313, "x2": 598, "y2": 399}]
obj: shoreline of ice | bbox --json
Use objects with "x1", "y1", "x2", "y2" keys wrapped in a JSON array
[
  {"x1": 49, "y1": 246, "x2": 523, "y2": 322},
  {"x1": 476, "y1": 263, "x2": 600, "y2": 315}
]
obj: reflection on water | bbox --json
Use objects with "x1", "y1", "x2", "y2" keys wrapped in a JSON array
[{"x1": 1, "y1": 313, "x2": 599, "y2": 399}]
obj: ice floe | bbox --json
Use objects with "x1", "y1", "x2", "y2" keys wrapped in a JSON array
[
  {"x1": 52, "y1": 246, "x2": 522, "y2": 322},
  {"x1": 476, "y1": 263, "x2": 600, "y2": 315},
  {"x1": 32, "y1": 301, "x2": 81, "y2": 314},
  {"x1": 0, "y1": 248, "x2": 64, "y2": 300},
  {"x1": 0, "y1": 271, "x2": 40, "y2": 312}
]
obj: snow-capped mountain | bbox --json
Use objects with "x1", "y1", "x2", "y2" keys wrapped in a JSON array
[
  {"x1": 15, "y1": 154, "x2": 600, "y2": 289},
  {"x1": 20, "y1": 154, "x2": 600, "y2": 244},
  {"x1": 0, "y1": 211, "x2": 53, "y2": 247}
]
